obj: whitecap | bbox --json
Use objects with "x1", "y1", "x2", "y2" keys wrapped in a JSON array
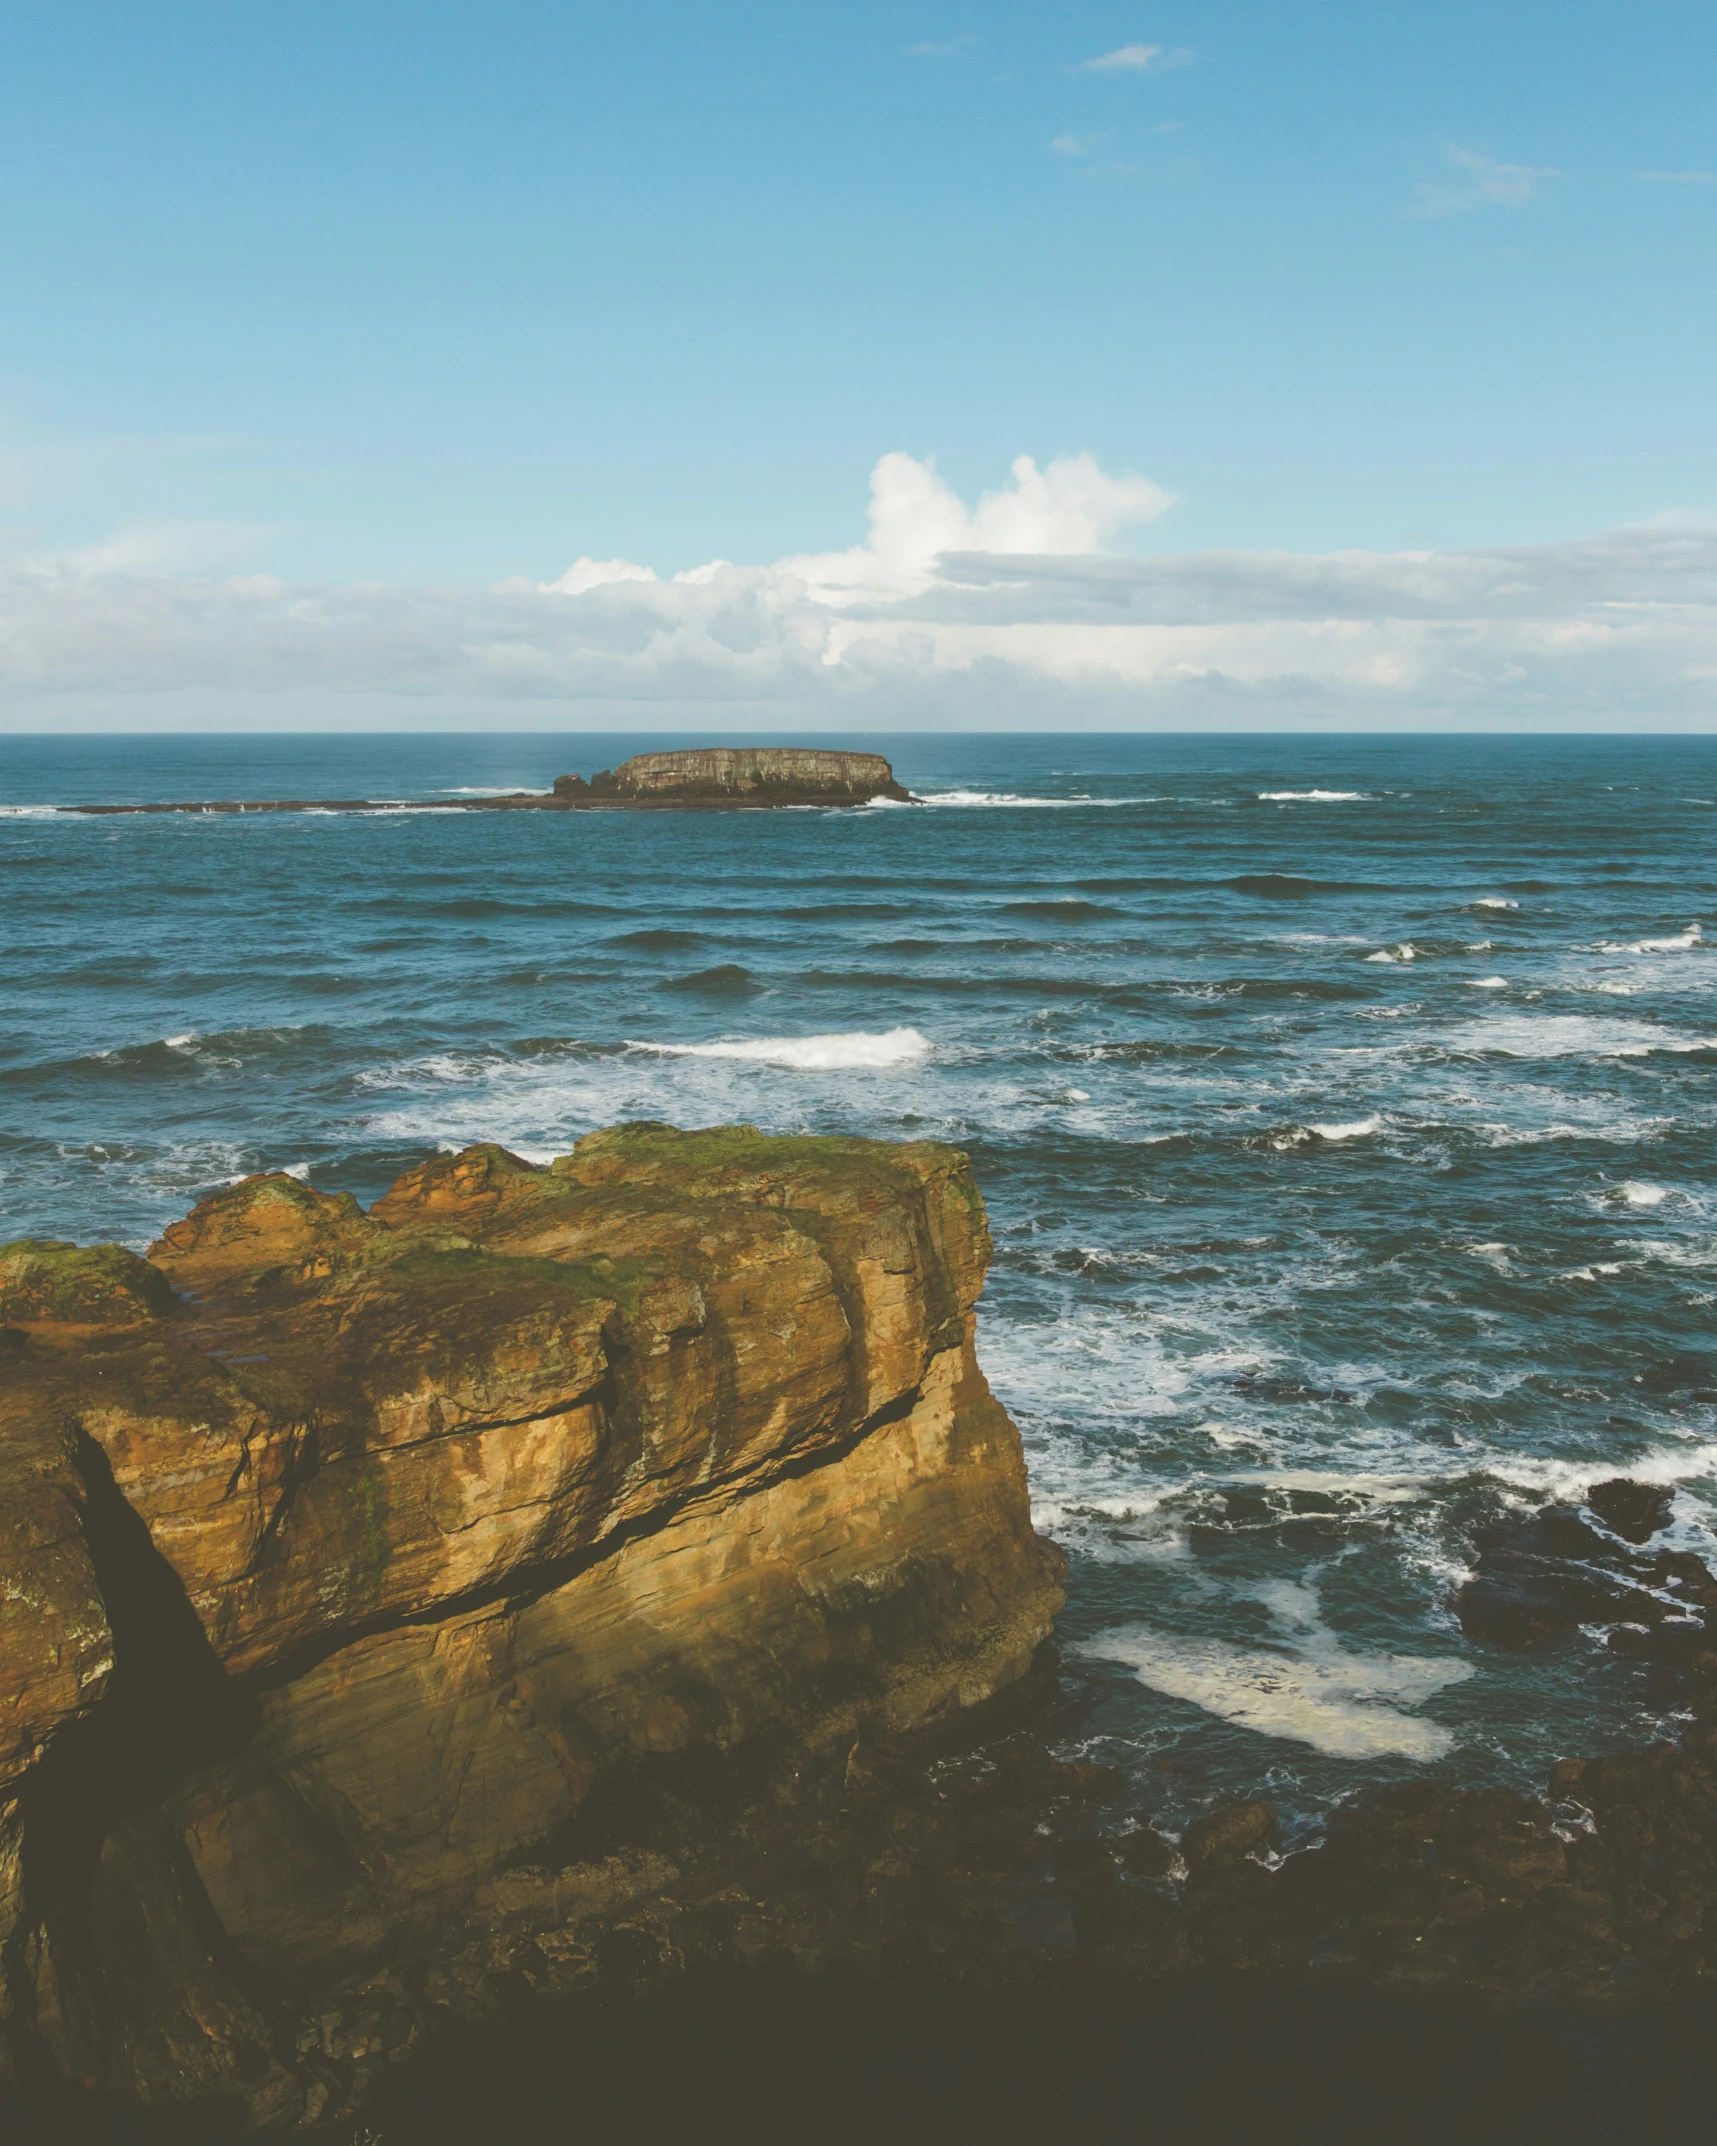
[
  {"x1": 1308, "y1": 1114, "x2": 1381, "y2": 1140},
  {"x1": 1617, "y1": 1181, "x2": 1670, "y2": 1206},
  {"x1": 627, "y1": 1026, "x2": 932, "y2": 1071},
  {"x1": 1467, "y1": 898, "x2": 1520, "y2": 910},
  {"x1": 1447, "y1": 1014, "x2": 1717, "y2": 1058},
  {"x1": 907, "y1": 789, "x2": 1151, "y2": 809},
  {"x1": 1080, "y1": 1623, "x2": 1469, "y2": 1761},
  {"x1": 1365, "y1": 944, "x2": 1416, "y2": 963},
  {"x1": 1257, "y1": 790, "x2": 1369, "y2": 802},
  {"x1": 1595, "y1": 922, "x2": 1705, "y2": 954},
  {"x1": 1465, "y1": 977, "x2": 1509, "y2": 989}
]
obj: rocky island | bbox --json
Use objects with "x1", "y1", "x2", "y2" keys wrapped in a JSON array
[{"x1": 57, "y1": 748, "x2": 914, "y2": 817}]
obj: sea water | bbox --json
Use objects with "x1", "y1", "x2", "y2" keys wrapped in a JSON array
[{"x1": 4, "y1": 731, "x2": 1715, "y2": 1835}]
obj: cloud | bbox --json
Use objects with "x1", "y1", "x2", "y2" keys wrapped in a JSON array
[
  {"x1": 1635, "y1": 169, "x2": 1716, "y2": 184},
  {"x1": 1411, "y1": 145, "x2": 1564, "y2": 217},
  {"x1": 2, "y1": 455, "x2": 1715, "y2": 730},
  {"x1": 1073, "y1": 43, "x2": 1193, "y2": 74},
  {"x1": 905, "y1": 36, "x2": 974, "y2": 57},
  {"x1": 1052, "y1": 134, "x2": 1096, "y2": 157}
]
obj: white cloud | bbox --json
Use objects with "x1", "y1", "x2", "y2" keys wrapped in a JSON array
[
  {"x1": 1073, "y1": 43, "x2": 1193, "y2": 74},
  {"x1": 2, "y1": 454, "x2": 1715, "y2": 731},
  {"x1": 1635, "y1": 169, "x2": 1716, "y2": 184},
  {"x1": 1411, "y1": 145, "x2": 1564, "y2": 217},
  {"x1": 770, "y1": 449, "x2": 1173, "y2": 604},
  {"x1": 1052, "y1": 133, "x2": 1096, "y2": 157},
  {"x1": 905, "y1": 36, "x2": 974, "y2": 57}
]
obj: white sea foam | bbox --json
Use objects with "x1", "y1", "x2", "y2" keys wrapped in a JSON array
[
  {"x1": 1617, "y1": 1181, "x2": 1670, "y2": 1206},
  {"x1": 627, "y1": 1026, "x2": 932, "y2": 1071},
  {"x1": 1595, "y1": 922, "x2": 1705, "y2": 954},
  {"x1": 1309, "y1": 1114, "x2": 1382, "y2": 1140},
  {"x1": 1080, "y1": 1622, "x2": 1469, "y2": 1761},
  {"x1": 0, "y1": 805, "x2": 63, "y2": 817},
  {"x1": 1466, "y1": 976, "x2": 1509, "y2": 989},
  {"x1": 1365, "y1": 944, "x2": 1416, "y2": 963},
  {"x1": 1257, "y1": 790, "x2": 1369, "y2": 802},
  {"x1": 903, "y1": 789, "x2": 1151, "y2": 809},
  {"x1": 1468, "y1": 898, "x2": 1520, "y2": 910},
  {"x1": 1448, "y1": 1014, "x2": 1717, "y2": 1058}
]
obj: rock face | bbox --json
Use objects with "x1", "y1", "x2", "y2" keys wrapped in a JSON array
[
  {"x1": 0, "y1": 1127, "x2": 1061, "y2": 2124},
  {"x1": 580, "y1": 748, "x2": 911, "y2": 806}
]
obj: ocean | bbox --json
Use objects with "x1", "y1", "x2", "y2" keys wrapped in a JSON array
[{"x1": 4, "y1": 731, "x2": 1714, "y2": 1837}]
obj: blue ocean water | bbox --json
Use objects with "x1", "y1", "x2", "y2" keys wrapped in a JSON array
[{"x1": 4, "y1": 732, "x2": 1715, "y2": 1831}]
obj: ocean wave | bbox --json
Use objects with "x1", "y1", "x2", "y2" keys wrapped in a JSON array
[
  {"x1": 902, "y1": 789, "x2": 1156, "y2": 809},
  {"x1": 1001, "y1": 899, "x2": 1121, "y2": 921},
  {"x1": 626, "y1": 1026, "x2": 932, "y2": 1071},
  {"x1": 1365, "y1": 944, "x2": 1418, "y2": 964},
  {"x1": 1306, "y1": 1114, "x2": 1383, "y2": 1141},
  {"x1": 1593, "y1": 922, "x2": 1706, "y2": 954},
  {"x1": 658, "y1": 964, "x2": 763, "y2": 996},
  {"x1": 1256, "y1": 790, "x2": 1371, "y2": 803},
  {"x1": 1224, "y1": 874, "x2": 1390, "y2": 898},
  {"x1": 1446, "y1": 1014, "x2": 1717, "y2": 1059}
]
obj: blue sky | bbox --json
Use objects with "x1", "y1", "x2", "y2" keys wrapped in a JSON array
[{"x1": 1, "y1": 2, "x2": 1714, "y2": 728}]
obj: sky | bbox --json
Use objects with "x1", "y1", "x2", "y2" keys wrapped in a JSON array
[{"x1": 1, "y1": 0, "x2": 1714, "y2": 732}]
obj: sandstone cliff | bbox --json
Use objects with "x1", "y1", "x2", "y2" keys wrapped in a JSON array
[{"x1": 0, "y1": 1127, "x2": 1061, "y2": 2126}]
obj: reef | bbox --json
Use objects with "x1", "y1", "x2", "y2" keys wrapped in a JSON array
[
  {"x1": 0, "y1": 1127, "x2": 1060, "y2": 2129},
  {"x1": 58, "y1": 748, "x2": 913, "y2": 817}
]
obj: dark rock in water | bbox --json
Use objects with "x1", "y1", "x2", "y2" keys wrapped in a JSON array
[
  {"x1": 1457, "y1": 1575, "x2": 1584, "y2": 1647},
  {"x1": 1116, "y1": 1821, "x2": 1177, "y2": 1876},
  {"x1": 1588, "y1": 1476, "x2": 1675, "y2": 1543},
  {"x1": 1456, "y1": 1498, "x2": 1717, "y2": 1649},
  {"x1": 1181, "y1": 1799, "x2": 1276, "y2": 1867}
]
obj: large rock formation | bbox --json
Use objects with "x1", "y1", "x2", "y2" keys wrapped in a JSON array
[
  {"x1": 572, "y1": 748, "x2": 912, "y2": 807},
  {"x1": 0, "y1": 1128, "x2": 1061, "y2": 2126}
]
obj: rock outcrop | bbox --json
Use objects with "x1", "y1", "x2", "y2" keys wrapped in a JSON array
[
  {"x1": 578, "y1": 748, "x2": 912, "y2": 806},
  {"x1": 0, "y1": 1128, "x2": 1061, "y2": 2126},
  {"x1": 61, "y1": 749, "x2": 914, "y2": 817}
]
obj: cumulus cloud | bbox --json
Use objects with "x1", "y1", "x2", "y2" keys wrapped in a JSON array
[
  {"x1": 2, "y1": 451, "x2": 1714, "y2": 730},
  {"x1": 1073, "y1": 43, "x2": 1193, "y2": 74},
  {"x1": 1411, "y1": 145, "x2": 1564, "y2": 217}
]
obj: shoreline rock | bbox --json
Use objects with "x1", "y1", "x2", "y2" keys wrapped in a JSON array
[{"x1": 0, "y1": 1127, "x2": 1060, "y2": 2128}]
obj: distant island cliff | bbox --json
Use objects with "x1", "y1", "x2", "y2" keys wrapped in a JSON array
[{"x1": 57, "y1": 747, "x2": 915, "y2": 817}]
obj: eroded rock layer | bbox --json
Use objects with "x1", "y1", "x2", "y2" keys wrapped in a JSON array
[{"x1": 0, "y1": 1126, "x2": 1062, "y2": 2125}]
